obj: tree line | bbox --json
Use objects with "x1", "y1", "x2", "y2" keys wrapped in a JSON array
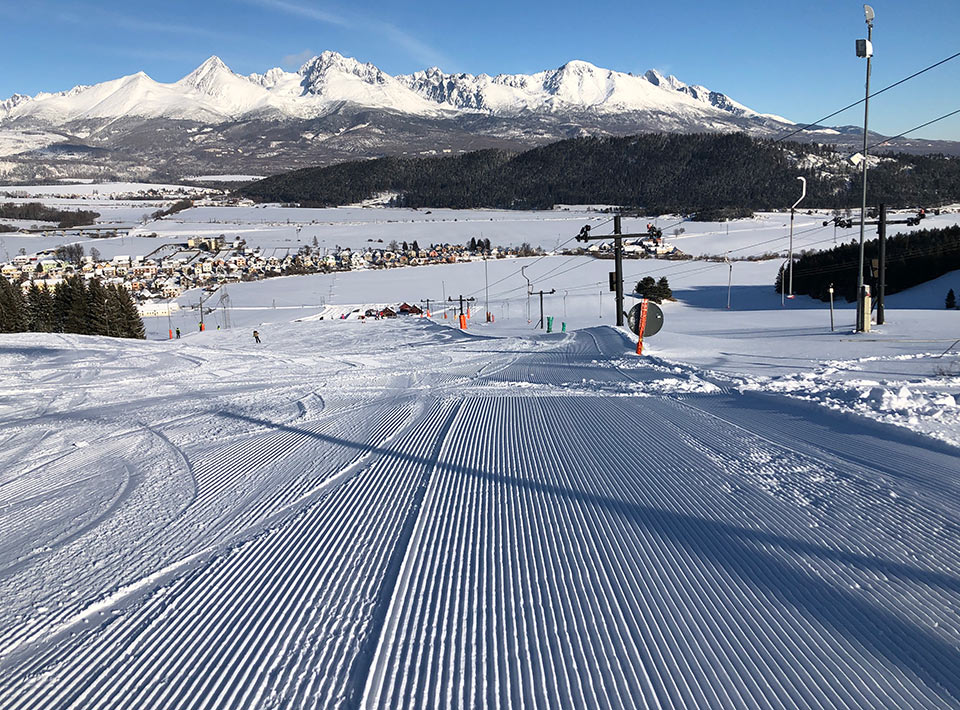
[
  {"x1": 0, "y1": 202, "x2": 100, "y2": 228},
  {"x1": 0, "y1": 276, "x2": 145, "y2": 338},
  {"x1": 239, "y1": 133, "x2": 960, "y2": 212},
  {"x1": 779, "y1": 224, "x2": 960, "y2": 302}
]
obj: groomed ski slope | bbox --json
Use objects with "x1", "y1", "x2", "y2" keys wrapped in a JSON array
[{"x1": 0, "y1": 319, "x2": 958, "y2": 709}]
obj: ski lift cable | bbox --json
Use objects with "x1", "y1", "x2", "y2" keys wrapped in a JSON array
[{"x1": 774, "y1": 50, "x2": 960, "y2": 143}]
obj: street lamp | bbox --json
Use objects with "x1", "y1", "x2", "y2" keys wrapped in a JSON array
[
  {"x1": 521, "y1": 265, "x2": 532, "y2": 323},
  {"x1": 787, "y1": 176, "x2": 806, "y2": 298},
  {"x1": 856, "y1": 4, "x2": 875, "y2": 332}
]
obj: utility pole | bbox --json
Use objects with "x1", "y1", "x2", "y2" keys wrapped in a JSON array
[
  {"x1": 844, "y1": 205, "x2": 923, "y2": 329},
  {"x1": 856, "y1": 5, "x2": 875, "y2": 332},
  {"x1": 484, "y1": 257, "x2": 490, "y2": 321},
  {"x1": 563, "y1": 290, "x2": 568, "y2": 318},
  {"x1": 576, "y1": 216, "x2": 657, "y2": 328},
  {"x1": 877, "y1": 203, "x2": 887, "y2": 325},
  {"x1": 529, "y1": 288, "x2": 555, "y2": 329},
  {"x1": 448, "y1": 294, "x2": 475, "y2": 316},
  {"x1": 194, "y1": 288, "x2": 218, "y2": 332},
  {"x1": 725, "y1": 256, "x2": 733, "y2": 309},
  {"x1": 614, "y1": 215, "x2": 624, "y2": 326},
  {"x1": 420, "y1": 298, "x2": 436, "y2": 315},
  {"x1": 521, "y1": 265, "x2": 532, "y2": 323},
  {"x1": 787, "y1": 176, "x2": 806, "y2": 298},
  {"x1": 828, "y1": 283, "x2": 835, "y2": 332}
]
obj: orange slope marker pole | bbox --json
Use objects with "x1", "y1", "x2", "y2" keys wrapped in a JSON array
[{"x1": 636, "y1": 299, "x2": 649, "y2": 355}]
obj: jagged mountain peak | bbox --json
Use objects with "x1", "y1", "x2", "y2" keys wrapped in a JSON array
[
  {"x1": 557, "y1": 59, "x2": 602, "y2": 73},
  {"x1": 0, "y1": 51, "x2": 785, "y2": 128}
]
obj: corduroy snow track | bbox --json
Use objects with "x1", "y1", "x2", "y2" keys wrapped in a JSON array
[{"x1": 0, "y1": 319, "x2": 957, "y2": 709}]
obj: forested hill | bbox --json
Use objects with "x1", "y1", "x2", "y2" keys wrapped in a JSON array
[{"x1": 239, "y1": 133, "x2": 960, "y2": 212}]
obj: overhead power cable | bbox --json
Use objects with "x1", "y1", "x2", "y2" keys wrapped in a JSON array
[
  {"x1": 774, "y1": 50, "x2": 960, "y2": 143},
  {"x1": 865, "y1": 108, "x2": 960, "y2": 151},
  {"x1": 466, "y1": 215, "x2": 616, "y2": 300}
]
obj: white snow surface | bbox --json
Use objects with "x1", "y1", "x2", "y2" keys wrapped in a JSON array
[
  {"x1": 2, "y1": 200, "x2": 960, "y2": 707},
  {"x1": 1, "y1": 314, "x2": 959, "y2": 708}
]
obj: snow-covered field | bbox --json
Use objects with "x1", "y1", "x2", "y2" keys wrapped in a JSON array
[
  {"x1": 1, "y1": 188, "x2": 956, "y2": 263},
  {"x1": 2, "y1": 196, "x2": 960, "y2": 708},
  {"x1": 1, "y1": 318, "x2": 958, "y2": 708}
]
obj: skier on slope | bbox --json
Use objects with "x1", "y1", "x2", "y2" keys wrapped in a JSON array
[
  {"x1": 253, "y1": 330, "x2": 261, "y2": 344},
  {"x1": 175, "y1": 327, "x2": 181, "y2": 339}
]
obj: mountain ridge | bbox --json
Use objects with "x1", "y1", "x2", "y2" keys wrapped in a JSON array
[
  {"x1": 1, "y1": 52, "x2": 957, "y2": 184},
  {"x1": 0, "y1": 52, "x2": 774, "y2": 125}
]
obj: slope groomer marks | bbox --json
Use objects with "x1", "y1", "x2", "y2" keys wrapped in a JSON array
[{"x1": 0, "y1": 318, "x2": 957, "y2": 709}]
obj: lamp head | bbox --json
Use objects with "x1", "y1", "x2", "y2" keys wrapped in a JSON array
[{"x1": 864, "y1": 4, "x2": 874, "y2": 24}]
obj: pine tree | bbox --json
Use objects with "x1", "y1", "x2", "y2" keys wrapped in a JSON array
[
  {"x1": 656, "y1": 277, "x2": 672, "y2": 301},
  {"x1": 947, "y1": 288, "x2": 957, "y2": 310},
  {"x1": 112, "y1": 284, "x2": 145, "y2": 339},
  {"x1": 468, "y1": 237, "x2": 477, "y2": 252},
  {"x1": 26, "y1": 282, "x2": 54, "y2": 332},
  {"x1": 104, "y1": 285, "x2": 124, "y2": 337},
  {"x1": 85, "y1": 278, "x2": 110, "y2": 335},
  {"x1": 635, "y1": 276, "x2": 656, "y2": 299},
  {"x1": 56, "y1": 276, "x2": 89, "y2": 334},
  {"x1": 0, "y1": 279, "x2": 27, "y2": 332}
]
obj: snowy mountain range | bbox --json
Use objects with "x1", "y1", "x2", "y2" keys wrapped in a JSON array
[
  {"x1": 1, "y1": 52, "x2": 787, "y2": 126},
  {"x1": 0, "y1": 52, "x2": 954, "y2": 183}
]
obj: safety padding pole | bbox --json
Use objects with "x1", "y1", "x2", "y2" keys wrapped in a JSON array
[
  {"x1": 459, "y1": 314, "x2": 467, "y2": 330},
  {"x1": 636, "y1": 299, "x2": 649, "y2": 355}
]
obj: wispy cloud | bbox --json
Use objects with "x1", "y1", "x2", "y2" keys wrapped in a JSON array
[
  {"x1": 85, "y1": 45, "x2": 213, "y2": 65},
  {"x1": 368, "y1": 19, "x2": 448, "y2": 69},
  {"x1": 43, "y1": 1, "x2": 246, "y2": 42},
  {"x1": 282, "y1": 49, "x2": 316, "y2": 70},
  {"x1": 245, "y1": 0, "x2": 450, "y2": 70},
  {"x1": 246, "y1": 0, "x2": 349, "y2": 27},
  {"x1": 108, "y1": 14, "x2": 235, "y2": 40}
]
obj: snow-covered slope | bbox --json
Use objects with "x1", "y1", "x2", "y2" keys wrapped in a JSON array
[
  {"x1": 0, "y1": 53, "x2": 774, "y2": 126},
  {"x1": 0, "y1": 317, "x2": 957, "y2": 708}
]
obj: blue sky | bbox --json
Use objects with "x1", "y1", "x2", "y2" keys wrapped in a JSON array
[{"x1": 1, "y1": 0, "x2": 958, "y2": 140}]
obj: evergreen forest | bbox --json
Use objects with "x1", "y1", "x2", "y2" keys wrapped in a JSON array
[
  {"x1": 780, "y1": 224, "x2": 960, "y2": 303},
  {"x1": 240, "y1": 133, "x2": 960, "y2": 213},
  {"x1": 0, "y1": 276, "x2": 145, "y2": 338}
]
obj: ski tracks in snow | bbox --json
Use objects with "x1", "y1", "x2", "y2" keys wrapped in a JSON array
[{"x1": 0, "y1": 322, "x2": 958, "y2": 709}]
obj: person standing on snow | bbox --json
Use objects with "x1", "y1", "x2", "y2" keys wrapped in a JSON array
[
  {"x1": 175, "y1": 327, "x2": 181, "y2": 339},
  {"x1": 253, "y1": 330, "x2": 261, "y2": 344}
]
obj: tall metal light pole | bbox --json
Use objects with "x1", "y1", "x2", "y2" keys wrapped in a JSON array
[
  {"x1": 787, "y1": 176, "x2": 807, "y2": 298},
  {"x1": 521, "y1": 265, "x2": 532, "y2": 323},
  {"x1": 724, "y1": 256, "x2": 733, "y2": 310},
  {"x1": 856, "y1": 4, "x2": 875, "y2": 332},
  {"x1": 484, "y1": 257, "x2": 489, "y2": 321}
]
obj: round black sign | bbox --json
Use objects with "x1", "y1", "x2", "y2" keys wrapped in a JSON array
[{"x1": 627, "y1": 301, "x2": 664, "y2": 337}]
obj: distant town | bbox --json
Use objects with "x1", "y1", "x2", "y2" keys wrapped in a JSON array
[{"x1": 0, "y1": 225, "x2": 683, "y2": 315}]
